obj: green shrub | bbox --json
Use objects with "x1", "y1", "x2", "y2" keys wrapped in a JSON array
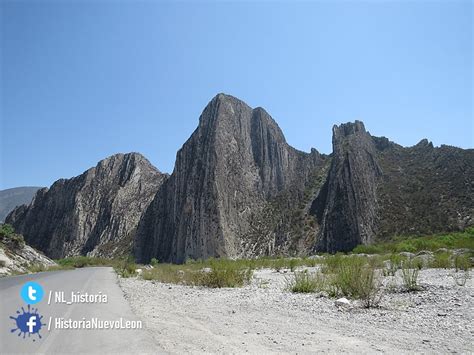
[
  {"x1": 0, "y1": 224, "x2": 15, "y2": 238},
  {"x1": 142, "y1": 264, "x2": 187, "y2": 283},
  {"x1": 324, "y1": 256, "x2": 382, "y2": 308},
  {"x1": 273, "y1": 258, "x2": 287, "y2": 271},
  {"x1": 430, "y1": 252, "x2": 452, "y2": 269},
  {"x1": 287, "y1": 270, "x2": 325, "y2": 293},
  {"x1": 150, "y1": 258, "x2": 159, "y2": 267},
  {"x1": 303, "y1": 257, "x2": 318, "y2": 267},
  {"x1": 141, "y1": 258, "x2": 253, "y2": 288},
  {"x1": 0, "y1": 260, "x2": 6, "y2": 267},
  {"x1": 454, "y1": 254, "x2": 471, "y2": 272},
  {"x1": 28, "y1": 264, "x2": 46, "y2": 273},
  {"x1": 352, "y1": 228, "x2": 474, "y2": 255},
  {"x1": 321, "y1": 253, "x2": 345, "y2": 274},
  {"x1": 0, "y1": 224, "x2": 25, "y2": 249},
  {"x1": 115, "y1": 256, "x2": 137, "y2": 278},
  {"x1": 383, "y1": 254, "x2": 404, "y2": 276},
  {"x1": 195, "y1": 260, "x2": 253, "y2": 288},
  {"x1": 289, "y1": 258, "x2": 298, "y2": 272},
  {"x1": 401, "y1": 260, "x2": 420, "y2": 291}
]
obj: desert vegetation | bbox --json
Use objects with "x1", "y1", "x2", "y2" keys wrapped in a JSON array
[{"x1": 3, "y1": 225, "x2": 472, "y2": 301}]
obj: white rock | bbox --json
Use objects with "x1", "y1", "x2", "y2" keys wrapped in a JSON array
[{"x1": 335, "y1": 298, "x2": 351, "y2": 308}]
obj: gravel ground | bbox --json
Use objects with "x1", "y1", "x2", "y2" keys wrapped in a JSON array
[{"x1": 119, "y1": 268, "x2": 473, "y2": 354}]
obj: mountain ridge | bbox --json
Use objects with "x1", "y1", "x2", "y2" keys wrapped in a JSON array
[
  {"x1": 6, "y1": 152, "x2": 167, "y2": 258},
  {"x1": 0, "y1": 187, "x2": 43, "y2": 222},
  {"x1": 5, "y1": 93, "x2": 473, "y2": 262}
]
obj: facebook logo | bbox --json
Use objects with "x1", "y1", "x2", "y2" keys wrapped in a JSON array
[
  {"x1": 27, "y1": 316, "x2": 37, "y2": 333},
  {"x1": 10, "y1": 304, "x2": 45, "y2": 340},
  {"x1": 20, "y1": 282, "x2": 44, "y2": 305}
]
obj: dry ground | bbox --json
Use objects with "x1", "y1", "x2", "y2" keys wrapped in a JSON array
[{"x1": 120, "y1": 268, "x2": 473, "y2": 354}]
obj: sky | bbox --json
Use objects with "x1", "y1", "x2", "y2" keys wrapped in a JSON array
[{"x1": 0, "y1": 0, "x2": 472, "y2": 190}]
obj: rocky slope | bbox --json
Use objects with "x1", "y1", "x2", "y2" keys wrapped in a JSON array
[
  {"x1": 6, "y1": 153, "x2": 167, "y2": 258},
  {"x1": 310, "y1": 122, "x2": 474, "y2": 252},
  {"x1": 375, "y1": 138, "x2": 474, "y2": 239},
  {"x1": 0, "y1": 224, "x2": 55, "y2": 276},
  {"x1": 134, "y1": 94, "x2": 326, "y2": 263},
  {"x1": 0, "y1": 187, "x2": 43, "y2": 222}
]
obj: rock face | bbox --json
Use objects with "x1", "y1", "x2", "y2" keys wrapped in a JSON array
[
  {"x1": 134, "y1": 94, "x2": 326, "y2": 263},
  {"x1": 310, "y1": 122, "x2": 474, "y2": 253},
  {"x1": 6, "y1": 153, "x2": 166, "y2": 258},
  {"x1": 311, "y1": 121, "x2": 382, "y2": 252},
  {"x1": 135, "y1": 94, "x2": 473, "y2": 262},
  {"x1": 0, "y1": 187, "x2": 43, "y2": 222}
]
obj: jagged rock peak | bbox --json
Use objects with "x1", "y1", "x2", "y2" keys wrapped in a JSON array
[
  {"x1": 6, "y1": 152, "x2": 167, "y2": 259},
  {"x1": 93, "y1": 152, "x2": 162, "y2": 175},
  {"x1": 134, "y1": 94, "x2": 325, "y2": 263},
  {"x1": 198, "y1": 93, "x2": 288, "y2": 144},
  {"x1": 332, "y1": 120, "x2": 367, "y2": 138},
  {"x1": 313, "y1": 120, "x2": 381, "y2": 253}
]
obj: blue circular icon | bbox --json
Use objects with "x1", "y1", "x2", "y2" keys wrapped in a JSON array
[{"x1": 20, "y1": 282, "x2": 44, "y2": 304}]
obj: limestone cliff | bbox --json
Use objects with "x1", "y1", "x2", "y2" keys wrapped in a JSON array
[
  {"x1": 6, "y1": 153, "x2": 166, "y2": 258},
  {"x1": 134, "y1": 94, "x2": 325, "y2": 263}
]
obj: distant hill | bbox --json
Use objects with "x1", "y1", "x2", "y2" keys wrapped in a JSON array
[{"x1": 0, "y1": 187, "x2": 42, "y2": 222}]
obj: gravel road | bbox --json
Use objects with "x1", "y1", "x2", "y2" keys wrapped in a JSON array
[{"x1": 120, "y1": 268, "x2": 473, "y2": 354}]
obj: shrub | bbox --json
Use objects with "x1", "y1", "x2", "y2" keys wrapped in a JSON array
[
  {"x1": 401, "y1": 260, "x2": 420, "y2": 291},
  {"x1": 430, "y1": 252, "x2": 452, "y2": 269},
  {"x1": 115, "y1": 256, "x2": 137, "y2": 278},
  {"x1": 383, "y1": 254, "x2": 404, "y2": 276},
  {"x1": 273, "y1": 258, "x2": 287, "y2": 272},
  {"x1": 287, "y1": 270, "x2": 325, "y2": 293},
  {"x1": 303, "y1": 257, "x2": 318, "y2": 267},
  {"x1": 289, "y1": 258, "x2": 299, "y2": 272},
  {"x1": 350, "y1": 228, "x2": 474, "y2": 254},
  {"x1": 355, "y1": 266, "x2": 383, "y2": 308},
  {"x1": 28, "y1": 264, "x2": 46, "y2": 273},
  {"x1": 142, "y1": 264, "x2": 187, "y2": 283},
  {"x1": 150, "y1": 258, "x2": 159, "y2": 267},
  {"x1": 325, "y1": 256, "x2": 383, "y2": 308},
  {"x1": 321, "y1": 253, "x2": 345, "y2": 274},
  {"x1": 195, "y1": 260, "x2": 253, "y2": 288},
  {"x1": 454, "y1": 254, "x2": 471, "y2": 272},
  {"x1": 142, "y1": 258, "x2": 253, "y2": 288},
  {"x1": 0, "y1": 224, "x2": 25, "y2": 249},
  {"x1": 0, "y1": 260, "x2": 6, "y2": 267},
  {"x1": 0, "y1": 224, "x2": 15, "y2": 238}
]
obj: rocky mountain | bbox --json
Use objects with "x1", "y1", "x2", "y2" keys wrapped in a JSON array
[
  {"x1": 5, "y1": 94, "x2": 473, "y2": 262},
  {"x1": 134, "y1": 94, "x2": 327, "y2": 263},
  {"x1": 0, "y1": 187, "x2": 43, "y2": 222},
  {"x1": 6, "y1": 153, "x2": 167, "y2": 258},
  {"x1": 311, "y1": 121, "x2": 382, "y2": 253},
  {"x1": 311, "y1": 121, "x2": 474, "y2": 252},
  {"x1": 135, "y1": 94, "x2": 473, "y2": 262}
]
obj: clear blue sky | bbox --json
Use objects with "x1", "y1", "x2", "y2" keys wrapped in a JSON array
[{"x1": 1, "y1": 0, "x2": 472, "y2": 190}]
